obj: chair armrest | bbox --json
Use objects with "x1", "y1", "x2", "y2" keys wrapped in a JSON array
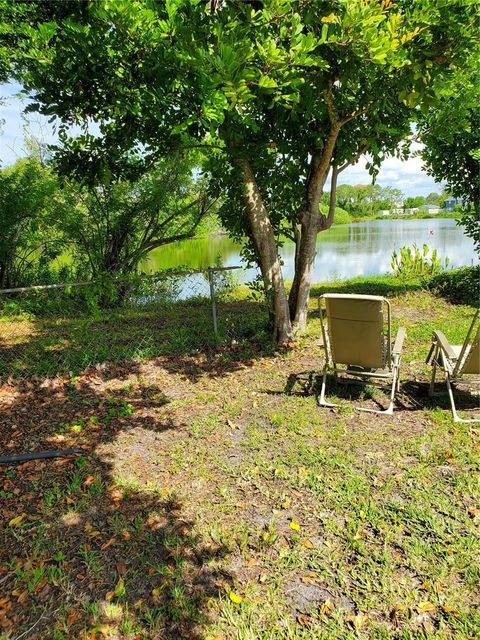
[
  {"x1": 392, "y1": 327, "x2": 406, "y2": 356},
  {"x1": 432, "y1": 330, "x2": 457, "y2": 361}
]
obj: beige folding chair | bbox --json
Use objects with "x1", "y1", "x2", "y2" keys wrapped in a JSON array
[
  {"x1": 318, "y1": 294, "x2": 406, "y2": 415},
  {"x1": 426, "y1": 308, "x2": 480, "y2": 423}
]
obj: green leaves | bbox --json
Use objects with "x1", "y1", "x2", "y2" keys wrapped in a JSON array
[
  {"x1": 202, "y1": 91, "x2": 229, "y2": 124},
  {"x1": 258, "y1": 75, "x2": 278, "y2": 91},
  {"x1": 416, "y1": 51, "x2": 479, "y2": 239},
  {"x1": 35, "y1": 21, "x2": 58, "y2": 42}
]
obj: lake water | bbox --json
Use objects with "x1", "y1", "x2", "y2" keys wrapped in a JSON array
[{"x1": 142, "y1": 218, "x2": 477, "y2": 284}]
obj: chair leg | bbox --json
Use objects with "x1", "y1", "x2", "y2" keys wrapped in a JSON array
[
  {"x1": 317, "y1": 366, "x2": 339, "y2": 409},
  {"x1": 429, "y1": 352, "x2": 438, "y2": 397},
  {"x1": 445, "y1": 372, "x2": 480, "y2": 424},
  {"x1": 388, "y1": 366, "x2": 398, "y2": 414},
  {"x1": 319, "y1": 365, "x2": 400, "y2": 416},
  {"x1": 357, "y1": 367, "x2": 397, "y2": 415}
]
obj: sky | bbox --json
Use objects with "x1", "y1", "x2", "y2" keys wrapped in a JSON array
[{"x1": 1, "y1": 81, "x2": 443, "y2": 197}]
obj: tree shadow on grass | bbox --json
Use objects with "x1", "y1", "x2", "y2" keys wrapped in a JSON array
[
  {"x1": 0, "y1": 371, "x2": 230, "y2": 639},
  {"x1": 267, "y1": 370, "x2": 479, "y2": 417},
  {"x1": 0, "y1": 299, "x2": 271, "y2": 380}
]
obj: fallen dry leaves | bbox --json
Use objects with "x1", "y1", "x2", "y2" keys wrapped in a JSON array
[
  {"x1": 297, "y1": 613, "x2": 312, "y2": 627},
  {"x1": 346, "y1": 612, "x2": 368, "y2": 630},
  {"x1": 467, "y1": 506, "x2": 480, "y2": 524},
  {"x1": 319, "y1": 597, "x2": 335, "y2": 617},
  {"x1": 417, "y1": 601, "x2": 436, "y2": 614}
]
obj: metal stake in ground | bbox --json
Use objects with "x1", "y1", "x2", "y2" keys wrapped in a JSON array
[{"x1": 208, "y1": 267, "x2": 218, "y2": 338}]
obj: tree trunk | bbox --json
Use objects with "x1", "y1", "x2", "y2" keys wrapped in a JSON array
[
  {"x1": 0, "y1": 262, "x2": 6, "y2": 289},
  {"x1": 237, "y1": 158, "x2": 292, "y2": 345},
  {"x1": 288, "y1": 213, "x2": 319, "y2": 329},
  {"x1": 289, "y1": 128, "x2": 340, "y2": 330}
]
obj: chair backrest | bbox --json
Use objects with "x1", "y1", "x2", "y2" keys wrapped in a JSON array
[
  {"x1": 320, "y1": 294, "x2": 390, "y2": 369},
  {"x1": 455, "y1": 309, "x2": 480, "y2": 376}
]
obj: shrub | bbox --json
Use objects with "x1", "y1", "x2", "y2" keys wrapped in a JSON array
[
  {"x1": 319, "y1": 204, "x2": 351, "y2": 225},
  {"x1": 426, "y1": 265, "x2": 479, "y2": 305},
  {"x1": 391, "y1": 243, "x2": 449, "y2": 279}
]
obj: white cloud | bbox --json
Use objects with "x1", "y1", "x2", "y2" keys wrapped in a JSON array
[{"x1": 336, "y1": 139, "x2": 444, "y2": 197}]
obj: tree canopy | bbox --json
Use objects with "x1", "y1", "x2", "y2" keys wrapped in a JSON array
[
  {"x1": 417, "y1": 53, "x2": 479, "y2": 250},
  {"x1": 9, "y1": 0, "x2": 479, "y2": 341}
]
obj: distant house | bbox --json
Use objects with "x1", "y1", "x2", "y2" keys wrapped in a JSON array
[
  {"x1": 378, "y1": 207, "x2": 405, "y2": 216},
  {"x1": 444, "y1": 197, "x2": 463, "y2": 211},
  {"x1": 403, "y1": 207, "x2": 419, "y2": 215},
  {"x1": 418, "y1": 204, "x2": 441, "y2": 214}
]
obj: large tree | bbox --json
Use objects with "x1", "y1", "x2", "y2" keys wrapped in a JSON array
[
  {"x1": 12, "y1": 0, "x2": 478, "y2": 342},
  {"x1": 56, "y1": 158, "x2": 213, "y2": 278}
]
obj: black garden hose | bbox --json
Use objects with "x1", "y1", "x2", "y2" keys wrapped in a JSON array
[{"x1": 0, "y1": 449, "x2": 84, "y2": 464}]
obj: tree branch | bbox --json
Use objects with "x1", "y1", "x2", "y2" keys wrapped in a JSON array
[
  {"x1": 338, "y1": 145, "x2": 368, "y2": 173},
  {"x1": 339, "y1": 105, "x2": 371, "y2": 126},
  {"x1": 140, "y1": 195, "x2": 213, "y2": 253},
  {"x1": 325, "y1": 80, "x2": 373, "y2": 128},
  {"x1": 318, "y1": 164, "x2": 339, "y2": 231}
]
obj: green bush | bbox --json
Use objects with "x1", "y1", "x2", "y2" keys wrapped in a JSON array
[
  {"x1": 426, "y1": 265, "x2": 479, "y2": 305},
  {"x1": 0, "y1": 272, "x2": 187, "y2": 319},
  {"x1": 319, "y1": 204, "x2": 351, "y2": 225}
]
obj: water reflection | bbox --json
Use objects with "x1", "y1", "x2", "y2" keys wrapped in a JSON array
[{"x1": 142, "y1": 218, "x2": 477, "y2": 283}]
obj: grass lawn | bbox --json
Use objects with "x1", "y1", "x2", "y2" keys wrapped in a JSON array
[{"x1": 0, "y1": 277, "x2": 478, "y2": 639}]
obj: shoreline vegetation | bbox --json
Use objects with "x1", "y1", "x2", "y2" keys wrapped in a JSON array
[{"x1": 355, "y1": 210, "x2": 459, "y2": 223}]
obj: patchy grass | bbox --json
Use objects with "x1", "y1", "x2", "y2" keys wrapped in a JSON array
[
  {"x1": 0, "y1": 281, "x2": 479, "y2": 639},
  {"x1": 0, "y1": 294, "x2": 269, "y2": 378}
]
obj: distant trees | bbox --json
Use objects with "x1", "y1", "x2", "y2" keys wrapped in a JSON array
[
  {"x1": 425, "y1": 192, "x2": 446, "y2": 208},
  {"x1": 322, "y1": 184, "x2": 447, "y2": 216},
  {"x1": 403, "y1": 196, "x2": 426, "y2": 209},
  {"x1": 374, "y1": 186, "x2": 404, "y2": 212},
  {"x1": 325, "y1": 184, "x2": 403, "y2": 217}
]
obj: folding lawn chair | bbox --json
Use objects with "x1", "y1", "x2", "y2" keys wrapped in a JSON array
[
  {"x1": 426, "y1": 308, "x2": 480, "y2": 423},
  {"x1": 318, "y1": 294, "x2": 406, "y2": 415}
]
